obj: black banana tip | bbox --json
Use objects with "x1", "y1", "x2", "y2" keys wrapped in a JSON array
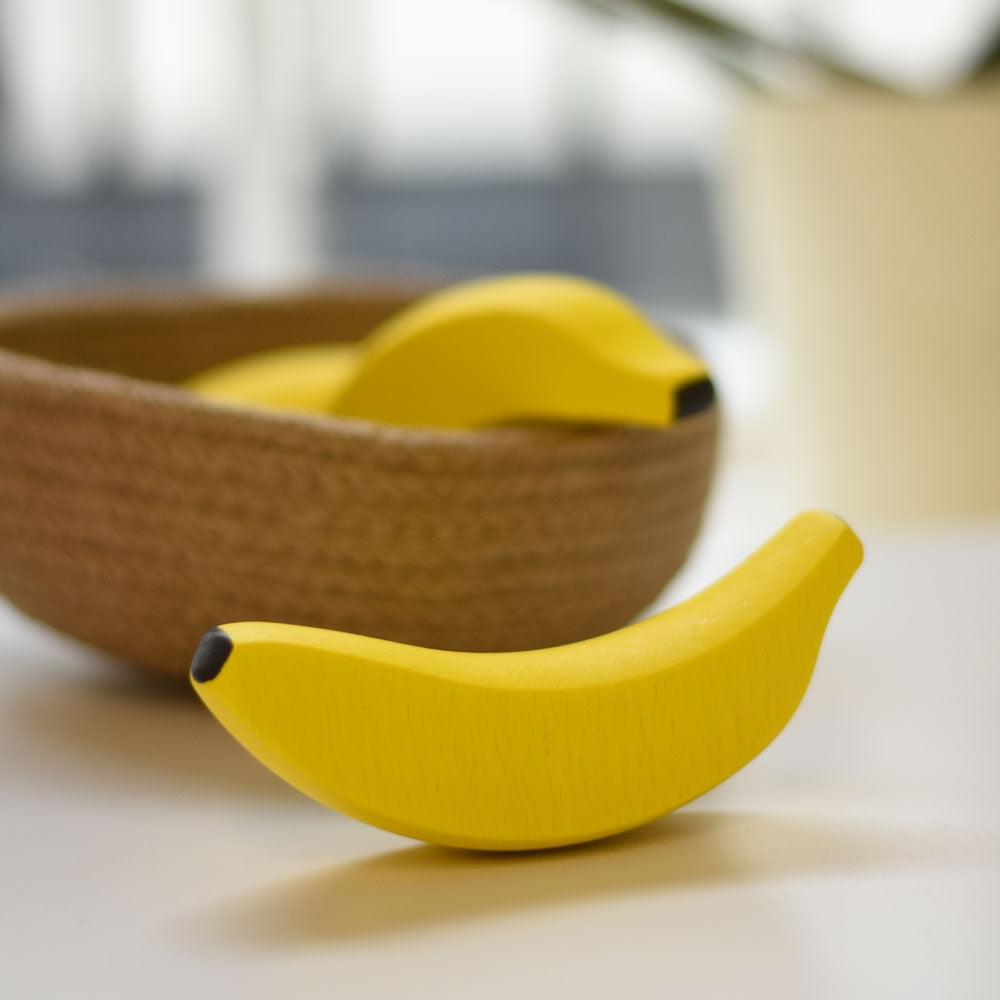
[
  {"x1": 190, "y1": 627, "x2": 232, "y2": 683},
  {"x1": 674, "y1": 377, "x2": 716, "y2": 419}
]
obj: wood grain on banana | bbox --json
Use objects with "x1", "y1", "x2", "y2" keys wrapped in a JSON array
[
  {"x1": 185, "y1": 273, "x2": 712, "y2": 428},
  {"x1": 190, "y1": 511, "x2": 862, "y2": 851}
]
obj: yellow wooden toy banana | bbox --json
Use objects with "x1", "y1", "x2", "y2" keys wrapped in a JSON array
[
  {"x1": 186, "y1": 273, "x2": 713, "y2": 428},
  {"x1": 190, "y1": 510, "x2": 862, "y2": 851},
  {"x1": 185, "y1": 341, "x2": 360, "y2": 412}
]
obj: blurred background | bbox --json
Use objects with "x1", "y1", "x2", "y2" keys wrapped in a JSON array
[
  {"x1": 1, "y1": 0, "x2": 998, "y2": 521},
  {"x1": 0, "y1": 0, "x2": 728, "y2": 304}
]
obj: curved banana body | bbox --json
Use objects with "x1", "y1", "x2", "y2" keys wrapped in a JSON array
[
  {"x1": 184, "y1": 342, "x2": 360, "y2": 413},
  {"x1": 330, "y1": 273, "x2": 710, "y2": 427},
  {"x1": 185, "y1": 274, "x2": 712, "y2": 428},
  {"x1": 190, "y1": 511, "x2": 862, "y2": 851}
]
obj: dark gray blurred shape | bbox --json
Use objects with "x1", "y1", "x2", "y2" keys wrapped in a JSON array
[
  {"x1": 330, "y1": 169, "x2": 723, "y2": 312},
  {"x1": 0, "y1": 182, "x2": 198, "y2": 286},
  {"x1": 0, "y1": 170, "x2": 723, "y2": 312}
]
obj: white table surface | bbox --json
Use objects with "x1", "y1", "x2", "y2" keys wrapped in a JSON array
[{"x1": 2, "y1": 458, "x2": 998, "y2": 999}]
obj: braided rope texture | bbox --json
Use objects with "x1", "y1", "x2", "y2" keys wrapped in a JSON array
[{"x1": 0, "y1": 285, "x2": 718, "y2": 678}]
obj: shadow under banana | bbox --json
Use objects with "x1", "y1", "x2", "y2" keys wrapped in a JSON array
[{"x1": 186, "y1": 808, "x2": 970, "y2": 947}]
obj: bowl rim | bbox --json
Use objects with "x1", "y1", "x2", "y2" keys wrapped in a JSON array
[{"x1": 0, "y1": 282, "x2": 718, "y2": 455}]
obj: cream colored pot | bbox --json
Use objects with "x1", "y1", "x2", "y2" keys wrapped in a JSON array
[{"x1": 727, "y1": 78, "x2": 1000, "y2": 519}]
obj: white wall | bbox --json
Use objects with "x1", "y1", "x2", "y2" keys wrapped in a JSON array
[{"x1": 0, "y1": 0, "x2": 728, "y2": 188}]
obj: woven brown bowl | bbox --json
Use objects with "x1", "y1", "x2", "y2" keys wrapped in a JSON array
[{"x1": 0, "y1": 284, "x2": 718, "y2": 679}]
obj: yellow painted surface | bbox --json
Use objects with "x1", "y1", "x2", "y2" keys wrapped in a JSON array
[
  {"x1": 184, "y1": 341, "x2": 360, "y2": 413},
  {"x1": 185, "y1": 273, "x2": 709, "y2": 428},
  {"x1": 191, "y1": 511, "x2": 862, "y2": 851},
  {"x1": 331, "y1": 273, "x2": 707, "y2": 427}
]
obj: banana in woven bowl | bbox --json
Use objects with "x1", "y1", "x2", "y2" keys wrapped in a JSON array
[{"x1": 0, "y1": 284, "x2": 718, "y2": 679}]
